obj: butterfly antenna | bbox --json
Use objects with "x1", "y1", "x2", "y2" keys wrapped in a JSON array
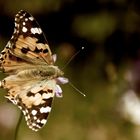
[
  {"x1": 69, "y1": 81, "x2": 86, "y2": 97},
  {"x1": 62, "y1": 46, "x2": 84, "y2": 70}
]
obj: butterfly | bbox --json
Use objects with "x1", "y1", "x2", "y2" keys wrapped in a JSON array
[{"x1": 0, "y1": 10, "x2": 68, "y2": 131}]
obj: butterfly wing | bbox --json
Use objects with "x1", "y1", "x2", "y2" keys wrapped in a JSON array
[
  {"x1": 8, "y1": 10, "x2": 54, "y2": 65},
  {"x1": 18, "y1": 80, "x2": 56, "y2": 131},
  {"x1": 1, "y1": 75, "x2": 56, "y2": 131}
]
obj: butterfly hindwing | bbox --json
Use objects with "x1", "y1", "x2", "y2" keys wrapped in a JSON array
[
  {"x1": 1, "y1": 74, "x2": 55, "y2": 131},
  {"x1": 17, "y1": 80, "x2": 55, "y2": 131}
]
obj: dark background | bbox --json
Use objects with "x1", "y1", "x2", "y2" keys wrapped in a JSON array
[{"x1": 0, "y1": 0, "x2": 140, "y2": 140}]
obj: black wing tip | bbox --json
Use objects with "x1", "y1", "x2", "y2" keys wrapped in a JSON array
[
  {"x1": 15, "y1": 10, "x2": 33, "y2": 20},
  {"x1": 16, "y1": 10, "x2": 30, "y2": 15}
]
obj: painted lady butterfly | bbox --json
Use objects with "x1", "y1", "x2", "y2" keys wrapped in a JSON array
[{"x1": 0, "y1": 10, "x2": 68, "y2": 131}]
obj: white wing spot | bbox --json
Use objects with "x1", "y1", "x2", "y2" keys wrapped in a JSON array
[
  {"x1": 22, "y1": 26, "x2": 28, "y2": 32},
  {"x1": 27, "y1": 121, "x2": 29, "y2": 126},
  {"x1": 19, "y1": 16, "x2": 23, "y2": 19},
  {"x1": 37, "y1": 119, "x2": 41, "y2": 123},
  {"x1": 14, "y1": 28, "x2": 17, "y2": 34},
  {"x1": 31, "y1": 27, "x2": 42, "y2": 34},
  {"x1": 25, "y1": 116, "x2": 28, "y2": 121},
  {"x1": 15, "y1": 23, "x2": 18, "y2": 28},
  {"x1": 25, "y1": 109, "x2": 29, "y2": 113},
  {"x1": 31, "y1": 110, "x2": 37, "y2": 116},
  {"x1": 25, "y1": 18, "x2": 28, "y2": 21},
  {"x1": 36, "y1": 124, "x2": 41, "y2": 128},
  {"x1": 22, "y1": 110, "x2": 26, "y2": 115},
  {"x1": 42, "y1": 93, "x2": 53, "y2": 99},
  {"x1": 18, "y1": 106, "x2": 22, "y2": 110},
  {"x1": 32, "y1": 123, "x2": 37, "y2": 126},
  {"x1": 40, "y1": 106, "x2": 51, "y2": 113},
  {"x1": 41, "y1": 119, "x2": 47, "y2": 124},
  {"x1": 29, "y1": 17, "x2": 34, "y2": 21},
  {"x1": 15, "y1": 18, "x2": 18, "y2": 21},
  {"x1": 23, "y1": 22, "x2": 26, "y2": 25},
  {"x1": 11, "y1": 36, "x2": 14, "y2": 40},
  {"x1": 29, "y1": 125, "x2": 33, "y2": 129},
  {"x1": 27, "y1": 114, "x2": 30, "y2": 119},
  {"x1": 33, "y1": 116, "x2": 37, "y2": 120}
]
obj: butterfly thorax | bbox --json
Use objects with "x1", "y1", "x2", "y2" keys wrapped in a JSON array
[{"x1": 16, "y1": 65, "x2": 64, "y2": 80}]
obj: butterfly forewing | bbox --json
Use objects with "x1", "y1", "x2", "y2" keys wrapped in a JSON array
[
  {"x1": 0, "y1": 10, "x2": 68, "y2": 131},
  {"x1": 10, "y1": 10, "x2": 53, "y2": 65}
]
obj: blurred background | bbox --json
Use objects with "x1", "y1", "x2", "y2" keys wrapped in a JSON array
[{"x1": 0, "y1": 0, "x2": 140, "y2": 140}]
